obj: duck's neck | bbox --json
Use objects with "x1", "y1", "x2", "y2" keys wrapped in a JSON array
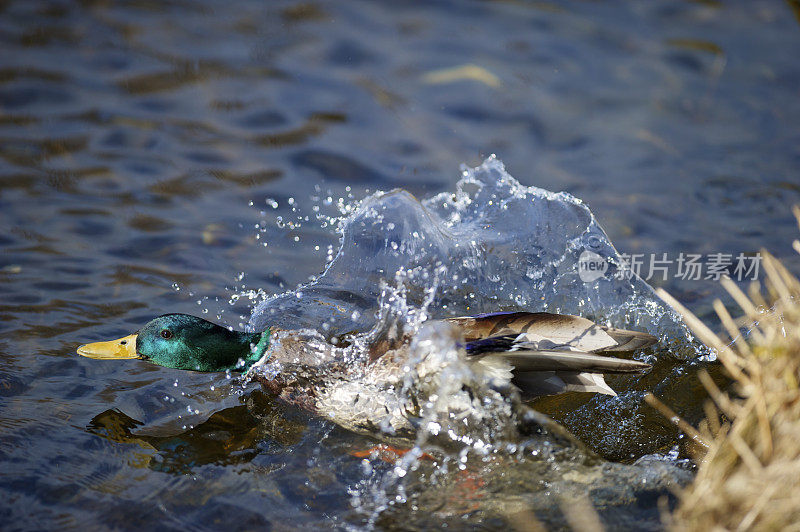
[{"x1": 201, "y1": 329, "x2": 271, "y2": 372}]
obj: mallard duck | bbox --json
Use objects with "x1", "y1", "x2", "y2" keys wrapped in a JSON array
[{"x1": 78, "y1": 311, "x2": 656, "y2": 433}]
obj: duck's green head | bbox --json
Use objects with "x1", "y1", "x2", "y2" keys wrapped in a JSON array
[{"x1": 77, "y1": 314, "x2": 269, "y2": 372}]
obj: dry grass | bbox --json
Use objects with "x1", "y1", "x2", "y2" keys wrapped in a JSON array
[{"x1": 653, "y1": 208, "x2": 800, "y2": 531}]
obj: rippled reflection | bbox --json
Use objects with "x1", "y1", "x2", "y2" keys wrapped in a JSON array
[{"x1": 87, "y1": 390, "x2": 306, "y2": 474}]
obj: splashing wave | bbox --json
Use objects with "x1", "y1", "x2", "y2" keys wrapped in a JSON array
[
  {"x1": 246, "y1": 157, "x2": 700, "y2": 447},
  {"x1": 244, "y1": 157, "x2": 701, "y2": 524},
  {"x1": 251, "y1": 156, "x2": 693, "y2": 343}
]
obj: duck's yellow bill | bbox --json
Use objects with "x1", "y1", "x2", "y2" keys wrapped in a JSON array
[{"x1": 77, "y1": 334, "x2": 139, "y2": 360}]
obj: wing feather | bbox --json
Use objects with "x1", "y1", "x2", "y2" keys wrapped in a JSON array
[
  {"x1": 477, "y1": 349, "x2": 651, "y2": 374},
  {"x1": 598, "y1": 326, "x2": 658, "y2": 351},
  {"x1": 448, "y1": 312, "x2": 656, "y2": 353},
  {"x1": 513, "y1": 371, "x2": 617, "y2": 397}
]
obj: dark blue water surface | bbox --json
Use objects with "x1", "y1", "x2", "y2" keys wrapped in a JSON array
[{"x1": 1, "y1": 0, "x2": 799, "y2": 530}]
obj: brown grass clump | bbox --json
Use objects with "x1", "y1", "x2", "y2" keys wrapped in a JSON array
[{"x1": 651, "y1": 208, "x2": 800, "y2": 531}]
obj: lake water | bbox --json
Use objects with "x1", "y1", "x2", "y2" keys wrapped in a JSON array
[{"x1": 1, "y1": 0, "x2": 799, "y2": 530}]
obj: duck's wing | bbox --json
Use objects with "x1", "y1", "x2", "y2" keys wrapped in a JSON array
[
  {"x1": 446, "y1": 311, "x2": 657, "y2": 353},
  {"x1": 468, "y1": 341, "x2": 651, "y2": 373},
  {"x1": 465, "y1": 338, "x2": 651, "y2": 398},
  {"x1": 448, "y1": 312, "x2": 656, "y2": 397}
]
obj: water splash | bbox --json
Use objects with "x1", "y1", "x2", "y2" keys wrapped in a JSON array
[
  {"x1": 245, "y1": 157, "x2": 706, "y2": 446},
  {"x1": 250, "y1": 156, "x2": 697, "y2": 346},
  {"x1": 243, "y1": 157, "x2": 703, "y2": 525}
]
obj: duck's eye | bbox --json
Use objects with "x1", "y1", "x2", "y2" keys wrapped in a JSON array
[
  {"x1": 160, "y1": 329, "x2": 173, "y2": 339},
  {"x1": 120, "y1": 340, "x2": 127, "y2": 345}
]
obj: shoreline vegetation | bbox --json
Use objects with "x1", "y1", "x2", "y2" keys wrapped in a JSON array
[{"x1": 650, "y1": 207, "x2": 800, "y2": 530}]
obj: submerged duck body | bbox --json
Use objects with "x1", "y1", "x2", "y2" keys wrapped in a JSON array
[{"x1": 78, "y1": 311, "x2": 656, "y2": 435}]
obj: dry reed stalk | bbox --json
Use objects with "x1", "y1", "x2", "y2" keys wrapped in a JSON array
[{"x1": 654, "y1": 214, "x2": 800, "y2": 531}]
